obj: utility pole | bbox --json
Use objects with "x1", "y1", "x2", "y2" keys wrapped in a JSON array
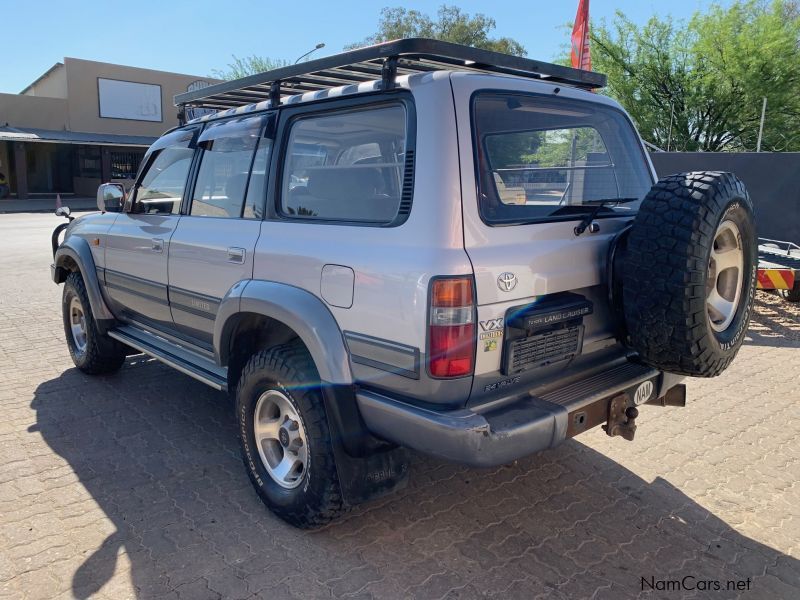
[
  {"x1": 666, "y1": 101, "x2": 674, "y2": 152},
  {"x1": 756, "y1": 97, "x2": 767, "y2": 152}
]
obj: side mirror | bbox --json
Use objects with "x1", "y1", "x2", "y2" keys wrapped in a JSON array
[
  {"x1": 55, "y1": 206, "x2": 71, "y2": 218},
  {"x1": 97, "y1": 183, "x2": 125, "y2": 213}
]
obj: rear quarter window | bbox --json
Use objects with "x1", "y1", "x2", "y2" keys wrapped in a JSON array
[{"x1": 279, "y1": 104, "x2": 409, "y2": 225}]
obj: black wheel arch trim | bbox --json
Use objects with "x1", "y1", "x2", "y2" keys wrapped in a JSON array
[{"x1": 53, "y1": 237, "x2": 115, "y2": 329}]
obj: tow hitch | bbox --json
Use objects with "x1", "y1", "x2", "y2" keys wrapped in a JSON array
[
  {"x1": 603, "y1": 383, "x2": 688, "y2": 441},
  {"x1": 603, "y1": 394, "x2": 638, "y2": 441}
]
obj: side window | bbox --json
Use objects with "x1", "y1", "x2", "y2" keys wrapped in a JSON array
[
  {"x1": 190, "y1": 115, "x2": 264, "y2": 218},
  {"x1": 133, "y1": 146, "x2": 194, "y2": 214},
  {"x1": 280, "y1": 104, "x2": 408, "y2": 224}
]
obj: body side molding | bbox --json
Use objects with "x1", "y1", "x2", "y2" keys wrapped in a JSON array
[{"x1": 214, "y1": 280, "x2": 354, "y2": 385}]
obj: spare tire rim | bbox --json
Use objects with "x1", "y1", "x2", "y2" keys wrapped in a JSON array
[
  {"x1": 253, "y1": 389, "x2": 308, "y2": 489},
  {"x1": 706, "y1": 220, "x2": 744, "y2": 332},
  {"x1": 68, "y1": 296, "x2": 88, "y2": 356}
]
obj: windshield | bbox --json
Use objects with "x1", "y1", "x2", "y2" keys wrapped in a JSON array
[{"x1": 472, "y1": 92, "x2": 653, "y2": 225}]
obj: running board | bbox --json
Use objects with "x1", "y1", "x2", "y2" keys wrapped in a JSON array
[{"x1": 109, "y1": 325, "x2": 228, "y2": 391}]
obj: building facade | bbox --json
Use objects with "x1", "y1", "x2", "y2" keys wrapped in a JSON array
[{"x1": 0, "y1": 58, "x2": 218, "y2": 200}]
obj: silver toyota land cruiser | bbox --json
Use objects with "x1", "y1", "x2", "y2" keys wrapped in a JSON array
[{"x1": 51, "y1": 39, "x2": 757, "y2": 528}]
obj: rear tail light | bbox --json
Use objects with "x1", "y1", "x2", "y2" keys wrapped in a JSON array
[{"x1": 428, "y1": 277, "x2": 476, "y2": 378}]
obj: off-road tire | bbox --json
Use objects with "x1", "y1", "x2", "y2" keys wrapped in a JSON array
[
  {"x1": 62, "y1": 272, "x2": 127, "y2": 374},
  {"x1": 778, "y1": 281, "x2": 800, "y2": 303},
  {"x1": 623, "y1": 172, "x2": 757, "y2": 377},
  {"x1": 236, "y1": 343, "x2": 345, "y2": 528}
]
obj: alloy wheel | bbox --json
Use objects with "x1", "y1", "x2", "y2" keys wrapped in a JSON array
[
  {"x1": 706, "y1": 220, "x2": 744, "y2": 332},
  {"x1": 253, "y1": 389, "x2": 308, "y2": 489}
]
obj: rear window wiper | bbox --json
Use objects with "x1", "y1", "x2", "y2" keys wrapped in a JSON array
[{"x1": 573, "y1": 197, "x2": 639, "y2": 237}]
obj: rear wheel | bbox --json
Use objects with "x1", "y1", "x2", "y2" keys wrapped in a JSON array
[
  {"x1": 236, "y1": 343, "x2": 345, "y2": 528},
  {"x1": 623, "y1": 172, "x2": 757, "y2": 377},
  {"x1": 62, "y1": 272, "x2": 127, "y2": 374}
]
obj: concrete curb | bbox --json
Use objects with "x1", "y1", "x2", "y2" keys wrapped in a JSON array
[{"x1": 0, "y1": 198, "x2": 97, "y2": 214}]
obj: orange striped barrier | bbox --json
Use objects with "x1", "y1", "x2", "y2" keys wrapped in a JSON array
[{"x1": 757, "y1": 268, "x2": 795, "y2": 290}]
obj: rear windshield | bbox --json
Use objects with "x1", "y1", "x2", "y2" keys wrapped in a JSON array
[{"x1": 472, "y1": 92, "x2": 652, "y2": 225}]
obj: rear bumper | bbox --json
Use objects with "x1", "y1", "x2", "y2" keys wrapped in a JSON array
[{"x1": 356, "y1": 361, "x2": 672, "y2": 467}]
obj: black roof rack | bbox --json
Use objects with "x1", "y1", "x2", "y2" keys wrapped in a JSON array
[{"x1": 174, "y1": 38, "x2": 606, "y2": 116}]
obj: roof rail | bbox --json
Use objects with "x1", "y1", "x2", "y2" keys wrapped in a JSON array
[{"x1": 174, "y1": 38, "x2": 606, "y2": 115}]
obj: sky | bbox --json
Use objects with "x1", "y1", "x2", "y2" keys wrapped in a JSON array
[{"x1": 2, "y1": 0, "x2": 734, "y2": 94}]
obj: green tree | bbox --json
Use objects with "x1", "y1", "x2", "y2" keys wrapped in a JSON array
[
  {"x1": 348, "y1": 5, "x2": 526, "y2": 56},
  {"x1": 211, "y1": 55, "x2": 289, "y2": 81},
  {"x1": 589, "y1": 0, "x2": 800, "y2": 151}
]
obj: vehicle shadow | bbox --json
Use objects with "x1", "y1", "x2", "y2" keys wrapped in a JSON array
[
  {"x1": 30, "y1": 360, "x2": 799, "y2": 599},
  {"x1": 745, "y1": 292, "x2": 800, "y2": 348}
]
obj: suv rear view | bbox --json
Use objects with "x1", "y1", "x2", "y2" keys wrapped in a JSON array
[{"x1": 51, "y1": 39, "x2": 757, "y2": 527}]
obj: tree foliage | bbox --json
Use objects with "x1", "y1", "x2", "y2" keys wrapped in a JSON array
[
  {"x1": 348, "y1": 5, "x2": 526, "y2": 56},
  {"x1": 487, "y1": 128, "x2": 604, "y2": 169},
  {"x1": 211, "y1": 55, "x2": 289, "y2": 81},
  {"x1": 590, "y1": 0, "x2": 800, "y2": 151}
]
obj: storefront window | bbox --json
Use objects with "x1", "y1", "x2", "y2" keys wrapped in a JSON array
[{"x1": 76, "y1": 146, "x2": 101, "y2": 178}]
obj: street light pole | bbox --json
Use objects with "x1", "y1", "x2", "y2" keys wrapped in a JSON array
[
  {"x1": 756, "y1": 97, "x2": 767, "y2": 152},
  {"x1": 295, "y1": 43, "x2": 326, "y2": 64}
]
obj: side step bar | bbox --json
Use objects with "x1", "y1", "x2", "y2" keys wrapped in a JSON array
[{"x1": 109, "y1": 325, "x2": 228, "y2": 391}]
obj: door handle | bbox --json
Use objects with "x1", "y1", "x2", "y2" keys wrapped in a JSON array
[
  {"x1": 227, "y1": 247, "x2": 245, "y2": 264},
  {"x1": 151, "y1": 238, "x2": 164, "y2": 253}
]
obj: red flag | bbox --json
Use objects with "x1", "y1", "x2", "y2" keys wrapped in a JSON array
[{"x1": 571, "y1": 0, "x2": 591, "y2": 71}]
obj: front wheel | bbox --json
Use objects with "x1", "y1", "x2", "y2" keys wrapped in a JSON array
[
  {"x1": 62, "y1": 272, "x2": 127, "y2": 374},
  {"x1": 236, "y1": 343, "x2": 345, "y2": 528}
]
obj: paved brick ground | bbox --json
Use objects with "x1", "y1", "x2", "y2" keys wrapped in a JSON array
[{"x1": 0, "y1": 213, "x2": 798, "y2": 599}]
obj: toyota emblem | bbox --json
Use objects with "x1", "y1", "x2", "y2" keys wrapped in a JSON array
[{"x1": 497, "y1": 272, "x2": 517, "y2": 292}]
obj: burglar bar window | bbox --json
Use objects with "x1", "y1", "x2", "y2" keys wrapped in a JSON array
[{"x1": 110, "y1": 151, "x2": 143, "y2": 179}]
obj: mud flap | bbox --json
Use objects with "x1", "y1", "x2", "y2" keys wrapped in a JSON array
[{"x1": 322, "y1": 385, "x2": 410, "y2": 505}]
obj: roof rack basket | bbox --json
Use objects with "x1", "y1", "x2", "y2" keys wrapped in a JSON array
[{"x1": 174, "y1": 38, "x2": 606, "y2": 118}]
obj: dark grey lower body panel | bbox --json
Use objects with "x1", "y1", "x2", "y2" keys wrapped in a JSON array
[
  {"x1": 109, "y1": 325, "x2": 228, "y2": 391},
  {"x1": 344, "y1": 331, "x2": 420, "y2": 379},
  {"x1": 356, "y1": 361, "x2": 661, "y2": 467},
  {"x1": 169, "y1": 286, "x2": 220, "y2": 346}
]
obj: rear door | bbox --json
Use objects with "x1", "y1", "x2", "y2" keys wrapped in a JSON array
[
  {"x1": 103, "y1": 126, "x2": 200, "y2": 330},
  {"x1": 167, "y1": 114, "x2": 270, "y2": 347},
  {"x1": 451, "y1": 75, "x2": 655, "y2": 400}
]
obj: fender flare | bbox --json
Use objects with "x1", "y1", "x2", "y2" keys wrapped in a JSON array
[
  {"x1": 53, "y1": 236, "x2": 115, "y2": 325},
  {"x1": 214, "y1": 280, "x2": 354, "y2": 385},
  {"x1": 215, "y1": 281, "x2": 410, "y2": 504}
]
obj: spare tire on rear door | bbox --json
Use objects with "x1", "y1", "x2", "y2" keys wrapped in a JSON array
[{"x1": 623, "y1": 171, "x2": 757, "y2": 377}]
